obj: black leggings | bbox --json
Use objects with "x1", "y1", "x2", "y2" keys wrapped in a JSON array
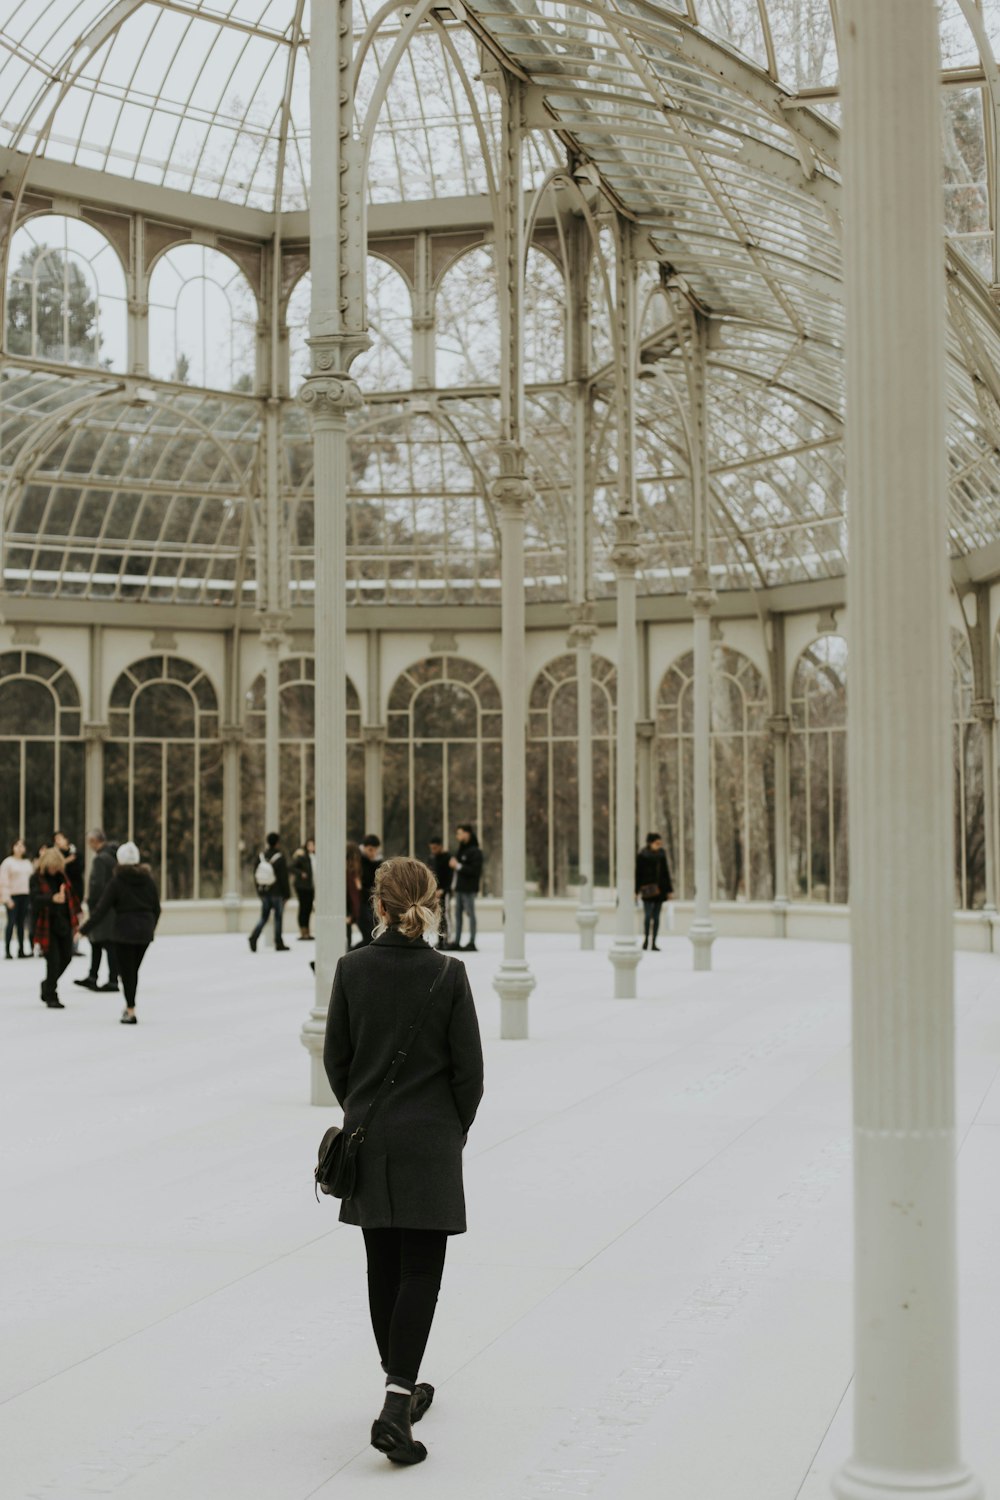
[
  {"x1": 362, "y1": 1227, "x2": 448, "y2": 1389},
  {"x1": 41, "y1": 925, "x2": 73, "y2": 1001},
  {"x1": 114, "y1": 941, "x2": 149, "y2": 1008},
  {"x1": 5, "y1": 894, "x2": 28, "y2": 955},
  {"x1": 642, "y1": 897, "x2": 664, "y2": 942}
]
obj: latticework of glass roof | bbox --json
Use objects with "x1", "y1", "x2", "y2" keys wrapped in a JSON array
[{"x1": 1, "y1": 0, "x2": 1000, "y2": 605}]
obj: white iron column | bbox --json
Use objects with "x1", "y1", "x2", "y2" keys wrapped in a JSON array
[
  {"x1": 83, "y1": 624, "x2": 106, "y2": 845},
  {"x1": 768, "y1": 612, "x2": 790, "y2": 937},
  {"x1": 221, "y1": 625, "x2": 243, "y2": 932},
  {"x1": 975, "y1": 702, "x2": 998, "y2": 924},
  {"x1": 688, "y1": 573, "x2": 717, "y2": 970},
  {"x1": 568, "y1": 603, "x2": 599, "y2": 948},
  {"x1": 260, "y1": 616, "x2": 285, "y2": 835},
  {"x1": 491, "y1": 446, "x2": 537, "y2": 1037},
  {"x1": 362, "y1": 629, "x2": 385, "y2": 832},
  {"x1": 298, "y1": 0, "x2": 368, "y2": 1105},
  {"x1": 608, "y1": 515, "x2": 642, "y2": 996},
  {"x1": 636, "y1": 622, "x2": 655, "y2": 841},
  {"x1": 834, "y1": 4, "x2": 982, "y2": 1498}
]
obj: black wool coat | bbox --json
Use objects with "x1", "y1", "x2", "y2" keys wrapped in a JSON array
[
  {"x1": 323, "y1": 927, "x2": 485, "y2": 1233},
  {"x1": 635, "y1": 845, "x2": 673, "y2": 900},
  {"x1": 86, "y1": 845, "x2": 118, "y2": 944},
  {"x1": 81, "y1": 866, "x2": 161, "y2": 946}
]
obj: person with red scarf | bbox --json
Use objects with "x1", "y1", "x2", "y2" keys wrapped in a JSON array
[{"x1": 29, "y1": 847, "x2": 80, "y2": 1009}]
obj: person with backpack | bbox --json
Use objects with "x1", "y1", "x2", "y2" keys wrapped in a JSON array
[{"x1": 248, "y1": 832, "x2": 290, "y2": 952}]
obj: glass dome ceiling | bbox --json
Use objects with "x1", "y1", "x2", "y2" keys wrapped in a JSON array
[{"x1": 1, "y1": 0, "x2": 1000, "y2": 605}]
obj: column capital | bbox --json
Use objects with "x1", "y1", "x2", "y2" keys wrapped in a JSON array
[
  {"x1": 635, "y1": 719, "x2": 656, "y2": 741},
  {"x1": 490, "y1": 441, "x2": 534, "y2": 513},
  {"x1": 766, "y1": 714, "x2": 791, "y2": 737},
  {"x1": 610, "y1": 512, "x2": 642, "y2": 576},
  {"x1": 219, "y1": 722, "x2": 244, "y2": 745},
  {"x1": 566, "y1": 601, "x2": 598, "y2": 649},
  {"x1": 82, "y1": 721, "x2": 109, "y2": 743},
  {"x1": 361, "y1": 723, "x2": 387, "y2": 746},
  {"x1": 972, "y1": 697, "x2": 997, "y2": 723},
  {"x1": 257, "y1": 611, "x2": 290, "y2": 650}
]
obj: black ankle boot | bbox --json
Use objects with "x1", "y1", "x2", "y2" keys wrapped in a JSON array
[
  {"x1": 371, "y1": 1390, "x2": 427, "y2": 1465},
  {"x1": 410, "y1": 1382, "x2": 435, "y2": 1424}
]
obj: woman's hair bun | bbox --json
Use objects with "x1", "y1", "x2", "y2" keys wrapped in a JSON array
[{"x1": 373, "y1": 858, "x2": 440, "y2": 938}]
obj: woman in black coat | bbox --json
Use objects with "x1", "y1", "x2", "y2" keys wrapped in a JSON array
[
  {"x1": 635, "y1": 831, "x2": 674, "y2": 951},
  {"x1": 324, "y1": 856, "x2": 484, "y2": 1467},
  {"x1": 80, "y1": 841, "x2": 160, "y2": 1024}
]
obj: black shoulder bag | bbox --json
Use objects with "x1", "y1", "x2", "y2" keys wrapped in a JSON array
[{"x1": 315, "y1": 960, "x2": 448, "y2": 1202}]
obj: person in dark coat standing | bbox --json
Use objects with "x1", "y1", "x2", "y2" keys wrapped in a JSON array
[
  {"x1": 357, "y1": 835, "x2": 382, "y2": 946},
  {"x1": 427, "y1": 837, "x2": 452, "y2": 947},
  {"x1": 324, "y1": 856, "x2": 484, "y2": 1467},
  {"x1": 291, "y1": 838, "x2": 316, "y2": 940},
  {"x1": 635, "y1": 831, "x2": 674, "y2": 951},
  {"x1": 74, "y1": 829, "x2": 120, "y2": 993},
  {"x1": 30, "y1": 847, "x2": 81, "y2": 1008},
  {"x1": 80, "y1": 841, "x2": 160, "y2": 1024},
  {"x1": 449, "y1": 824, "x2": 482, "y2": 951},
  {"x1": 248, "y1": 832, "x2": 290, "y2": 952}
]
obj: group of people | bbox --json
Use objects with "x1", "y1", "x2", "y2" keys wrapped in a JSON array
[
  {"x1": 246, "y1": 825, "x2": 486, "y2": 956},
  {"x1": 1, "y1": 829, "x2": 160, "y2": 1020}
]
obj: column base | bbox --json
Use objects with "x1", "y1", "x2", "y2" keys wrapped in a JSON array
[
  {"x1": 689, "y1": 919, "x2": 716, "y2": 972},
  {"x1": 833, "y1": 1459, "x2": 983, "y2": 1500},
  {"x1": 985, "y1": 909, "x2": 1000, "y2": 954},
  {"x1": 493, "y1": 960, "x2": 536, "y2": 1040},
  {"x1": 222, "y1": 893, "x2": 242, "y2": 934},
  {"x1": 575, "y1": 906, "x2": 600, "y2": 950},
  {"x1": 300, "y1": 1007, "x2": 337, "y2": 1106},
  {"x1": 609, "y1": 939, "x2": 642, "y2": 998},
  {"x1": 771, "y1": 897, "x2": 790, "y2": 939}
]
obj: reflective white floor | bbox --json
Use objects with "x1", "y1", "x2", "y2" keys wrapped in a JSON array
[{"x1": 2, "y1": 931, "x2": 998, "y2": 1500}]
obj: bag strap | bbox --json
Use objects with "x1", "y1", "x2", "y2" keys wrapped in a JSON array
[{"x1": 350, "y1": 957, "x2": 449, "y2": 1145}]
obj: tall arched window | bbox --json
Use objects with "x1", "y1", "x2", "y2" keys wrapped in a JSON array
[
  {"x1": 104, "y1": 656, "x2": 222, "y2": 900},
  {"x1": 5, "y1": 214, "x2": 127, "y2": 370},
  {"x1": 0, "y1": 652, "x2": 84, "y2": 852},
  {"x1": 241, "y1": 660, "x2": 364, "y2": 879},
  {"x1": 383, "y1": 655, "x2": 502, "y2": 890},
  {"x1": 436, "y1": 247, "x2": 500, "y2": 386},
  {"x1": 148, "y1": 245, "x2": 257, "y2": 390},
  {"x1": 526, "y1": 653, "x2": 616, "y2": 896},
  {"x1": 953, "y1": 628, "x2": 985, "y2": 910},
  {"x1": 789, "y1": 634, "x2": 848, "y2": 903},
  {"x1": 656, "y1": 646, "x2": 774, "y2": 900}
]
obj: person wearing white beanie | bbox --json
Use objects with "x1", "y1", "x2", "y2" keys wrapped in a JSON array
[{"x1": 80, "y1": 841, "x2": 160, "y2": 1024}]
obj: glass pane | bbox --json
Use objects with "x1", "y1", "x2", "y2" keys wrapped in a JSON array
[
  {"x1": 134, "y1": 681, "x2": 196, "y2": 739},
  {"x1": 58, "y1": 741, "x2": 86, "y2": 849},
  {"x1": 593, "y1": 740, "x2": 613, "y2": 892},
  {"x1": 413, "y1": 680, "x2": 478, "y2": 739},
  {"x1": 24, "y1": 741, "x2": 55, "y2": 854},
  {"x1": 382, "y1": 743, "x2": 409, "y2": 855},
  {"x1": 414, "y1": 742, "x2": 444, "y2": 860},
  {"x1": 280, "y1": 681, "x2": 314, "y2": 739},
  {"x1": 0, "y1": 742, "x2": 20, "y2": 851},
  {"x1": 199, "y1": 743, "x2": 224, "y2": 899},
  {"x1": 526, "y1": 743, "x2": 549, "y2": 892},
  {"x1": 104, "y1": 743, "x2": 129, "y2": 849},
  {"x1": 480, "y1": 741, "x2": 503, "y2": 895},
  {"x1": 280, "y1": 742, "x2": 302, "y2": 850},
  {"x1": 0, "y1": 679, "x2": 56, "y2": 734},
  {"x1": 133, "y1": 743, "x2": 163, "y2": 891},
  {"x1": 240, "y1": 742, "x2": 266, "y2": 895},
  {"x1": 551, "y1": 740, "x2": 578, "y2": 895},
  {"x1": 347, "y1": 744, "x2": 364, "y2": 843},
  {"x1": 166, "y1": 742, "x2": 195, "y2": 899}
]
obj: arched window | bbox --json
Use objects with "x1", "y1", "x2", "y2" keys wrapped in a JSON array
[
  {"x1": 5, "y1": 214, "x2": 127, "y2": 370},
  {"x1": 104, "y1": 656, "x2": 222, "y2": 900},
  {"x1": 789, "y1": 635, "x2": 848, "y2": 903},
  {"x1": 953, "y1": 629, "x2": 985, "y2": 910},
  {"x1": 241, "y1": 660, "x2": 364, "y2": 887},
  {"x1": 656, "y1": 646, "x2": 774, "y2": 900},
  {"x1": 0, "y1": 652, "x2": 83, "y2": 853},
  {"x1": 287, "y1": 259, "x2": 413, "y2": 395},
  {"x1": 383, "y1": 655, "x2": 502, "y2": 890},
  {"x1": 148, "y1": 245, "x2": 257, "y2": 391},
  {"x1": 527, "y1": 653, "x2": 616, "y2": 896},
  {"x1": 524, "y1": 248, "x2": 566, "y2": 384},
  {"x1": 436, "y1": 247, "x2": 500, "y2": 386}
]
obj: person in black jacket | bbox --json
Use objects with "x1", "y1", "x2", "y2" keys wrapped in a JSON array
[
  {"x1": 635, "y1": 832, "x2": 674, "y2": 951},
  {"x1": 79, "y1": 841, "x2": 160, "y2": 1023},
  {"x1": 448, "y1": 824, "x2": 482, "y2": 952},
  {"x1": 324, "y1": 856, "x2": 484, "y2": 1467},
  {"x1": 30, "y1": 848, "x2": 81, "y2": 1008},
  {"x1": 74, "y1": 830, "x2": 120, "y2": 993},
  {"x1": 358, "y1": 835, "x2": 382, "y2": 946},
  {"x1": 427, "y1": 837, "x2": 452, "y2": 947},
  {"x1": 291, "y1": 838, "x2": 316, "y2": 940},
  {"x1": 248, "y1": 832, "x2": 290, "y2": 952}
]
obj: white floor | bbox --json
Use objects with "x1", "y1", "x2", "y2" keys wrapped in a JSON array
[{"x1": 1, "y1": 932, "x2": 998, "y2": 1500}]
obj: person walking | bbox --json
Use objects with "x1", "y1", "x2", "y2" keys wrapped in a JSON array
[
  {"x1": 248, "y1": 832, "x2": 290, "y2": 952},
  {"x1": 74, "y1": 830, "x2": 120, "y2": 993},
  {"x1": 449, "y1": 824, "x2": 482, "y2": 952},
  {"x1": 323, "y1": 856, "x2": 484, "y2": 1467},
  {"x1": 292, "y1": 838, "x2": 316, "y2": 940},
  {"x1": 30, "y1": 848, "x2": 80, "y2": 1008},
  {"x1": 346, "y1": 842, "x2": 363, "y2": 950},
  {"x1": 52, "y1": 830, "x2": 85, "y2": 955},
  {"x1": 358, "y1": 835, "x2": 382, "y2": 946},
  {"x1": 635, "y1": 832, "x2": 674, "y2": 951},
  {"x1": 80, "y1": 841, "x2": 160, "y2": 1024},
  {"x1": 1, "y1": 838, "x2": 33, "y2": 959},
  {"x1": 427, "y1": 838, "x2": 452, "y2": 948}
]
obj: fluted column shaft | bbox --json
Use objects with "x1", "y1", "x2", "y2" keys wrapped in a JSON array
[
  {"x1": 608, "y1": 517, "x2": 641, "y2": 996},
  {"x1": 769, "y1": 715, "x2": 790, "y2": 935},
  {"x1": 568, "y1": 606, "x2": 599, "y2": 949},
  {"x1": 688, "y1": 580, "x2": 716, "y2": 970},
  {"x1": 491, "y1": 450, "x2": 536, "y2": 1037},
  {"x1": 220, "y1": 723, "x2": 243, "y2": 931},
  {"x1": 261, "y1": 623, "x2": 283, "y2": 835},
  {"x1": 834, "y1": 4, "x2": 981, "y2": 1497}
]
